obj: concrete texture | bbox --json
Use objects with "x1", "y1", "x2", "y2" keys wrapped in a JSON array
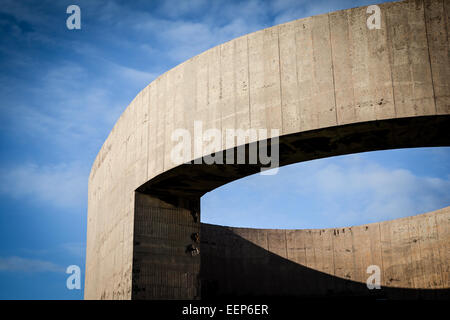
[
  {"x1": 85, "y1": 0, "x2": 450, "y2": 299},
  {"x1": 132, "y1": 193, "x2": 200, "y2": 299},
  {"x1": 201, "y1": 207, "x2": 450, "y2": 299}
]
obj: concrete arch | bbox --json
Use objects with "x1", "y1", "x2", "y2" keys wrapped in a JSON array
[{"x1": 85, "y1": 0, "x2": 450, "y2": 299}]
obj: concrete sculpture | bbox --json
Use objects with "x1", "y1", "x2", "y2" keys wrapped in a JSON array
[{"x1": 85, "y1": 0, "x2": 450, "y2": 299}]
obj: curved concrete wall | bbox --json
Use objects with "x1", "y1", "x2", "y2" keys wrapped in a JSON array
[
  {"x1": 85, "y1": 0, "x2": 450, "y2": 299},
  {"x1": 201, "y1": 207, "x2": 450, "y2": 299}
]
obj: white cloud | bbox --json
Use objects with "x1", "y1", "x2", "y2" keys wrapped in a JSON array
[
  {"x1": 60, "y1": 242, "x2": 85, "y2": 258},
  {"x1": 202, "y1": 154, "x2": 450, "y2": 229},
  {"x1": 0, "y1": 162, "x2": 88, "y2": 209},
  {"x1": 271, "y1": 0, "x2": 382, "y2": 26},
  {"x1": 305, "y1": 160, "x2": 450, "y2": 226},
  {"x1": 0, "y1": 256, "x2": 63, "y2": 273},
  {"x1": 0, "y1": 60, "x2": 140, "y2": 158},
  {"x1": 155, "y1": 0, "x2": 209, "y2": 19},
  {"x1": 18, "y1": 242, "x2": 86, "y2": 262},
  {"x1": 115, "y1": 64, "x2": 158, "y2": 87}
]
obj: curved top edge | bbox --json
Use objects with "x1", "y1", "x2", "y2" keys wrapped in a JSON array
[{"x1": 89, "y1": 0, "x2": 399, "y2": 178}]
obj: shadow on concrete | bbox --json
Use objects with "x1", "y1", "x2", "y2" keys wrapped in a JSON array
[
  {"x1": 139, "y1": 115, "x2": 450, "y2": 205},
  {"x1": 200, "y1": 224, "x2": 449, "y2": 300}
]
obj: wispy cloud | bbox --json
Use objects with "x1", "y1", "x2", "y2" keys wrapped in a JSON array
[
  {"x1": 59, "y1": 242, "x2": 85, "y2": 259},
  {"x1": 202, "y1": 153, "x2": 450, "y2": 229},
  {"x1": 0, "y1": 60, "x2": 142, "y2": 160},
  {"x1": 0, "y1": 162, "x2": 88, "y2": 209},
  {"x1": 0, "y1": 256, "x2": 64, "y2": 273}
]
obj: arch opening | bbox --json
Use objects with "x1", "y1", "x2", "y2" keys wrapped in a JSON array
[
  {"x1": 201, "y1": 146, "x2": 450, "y2": 229},
  {"x1": 133, "y1": 116, "x2": 450, "y2": 300},
  {"x1": 85, "y1": 0, "x2": 450, "y2": 300}
]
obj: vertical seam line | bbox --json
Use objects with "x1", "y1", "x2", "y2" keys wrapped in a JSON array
[
  {"x1": 328, "y1": 13, "x2": 338, "y2": 125},
  {"x1": 422, "y1": 0, "x2": 438, "y2": 114},
  {"x1": 277, "y1": 26, "x2": 284, "y2": 133}
]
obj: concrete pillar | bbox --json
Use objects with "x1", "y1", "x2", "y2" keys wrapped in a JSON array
[{"x1": 132, "y1": 192, "x2": 201, "y2": 299}]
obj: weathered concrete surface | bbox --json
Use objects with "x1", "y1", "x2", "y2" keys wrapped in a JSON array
[
  {"x1": 85, "y1": 0, "x2": 450, "y2": 299},
  {"x1": 132, "y1": 193, "x2": 200, "y2": 299},
  {"x1": 201, "y1": 207, "x2": 450, "y2": 299}
]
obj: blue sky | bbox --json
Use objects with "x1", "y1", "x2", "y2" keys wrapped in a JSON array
[{"x1": 0, "y1": 0, "x2": 448, "y2": 300}]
